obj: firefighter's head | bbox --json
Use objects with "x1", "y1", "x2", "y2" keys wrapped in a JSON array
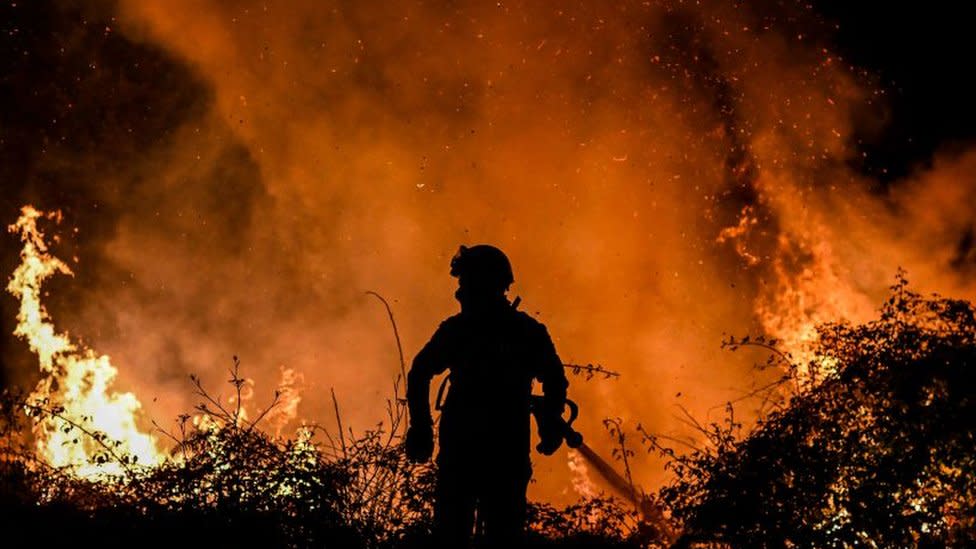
[{"x1": 450, "y1": 244, "x2": 513, "y2": 302}]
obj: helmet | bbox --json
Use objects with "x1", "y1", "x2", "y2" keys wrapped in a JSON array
[{"x1": 450, "y1": 244, "x2": 514, "y2": 291}]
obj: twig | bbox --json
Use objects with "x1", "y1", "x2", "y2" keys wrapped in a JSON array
[
  {"x1": 151, "y1": 419, "x2": 182, "y2": 446},
  {"x1": 332, "y1": 388, "x2": 347, "y2": 457},
  {"x1": 190, "y1": 374, "x2": 234, "y2": 422},
  {"x1": 564, "y1": 363, "x2": 621, "y2": 380},
  {"x1": 22, "y1": 401, "x2": 139, "y2": 478},
  {"x1": 603, "y1": 418, "x2": 641, "y2": 514},
  {"x1": 639, "y1": 430, "x2": 701, "y2": 452},
  {"x1": 707, "y1": 375, "x2": 791, "y2": 413},
  {"x1": 247, "y1": 390, "x2": 283, "y2": 433},
  {"x1": 366, "y1": 291, "x2": 407, "y2": 385},
  {"x1": 674, "y1": 404, "x2": 708, "y2": 437}
]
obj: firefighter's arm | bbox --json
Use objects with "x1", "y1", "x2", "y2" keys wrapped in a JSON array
[
  {"x1": 536, "y1": 324, "x2": 570, "y2": 455},
  {"x1": 404, "y1": 323, "x2": 450, "y2": 462}
]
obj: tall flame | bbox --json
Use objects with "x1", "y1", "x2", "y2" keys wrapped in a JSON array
[{"x1": 7, "y1": 206, "x2": 163, "y2": 477}]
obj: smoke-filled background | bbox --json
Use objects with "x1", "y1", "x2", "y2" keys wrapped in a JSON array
[{"x1": 2, "y1": 0, "x2": 975, "y2": 503}]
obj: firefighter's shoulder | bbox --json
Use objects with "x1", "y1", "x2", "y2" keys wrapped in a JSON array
[
  {"x1": 437, "y1": 313, "x2": 465, "y2": 333},
  {"x1": 427, "y1": 314, "x2": 464, "y2": 346},
  {"x1": 512, "y1": 309, "x2": 552, "y2": 337}
]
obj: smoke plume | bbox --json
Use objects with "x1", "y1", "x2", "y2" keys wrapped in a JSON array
[{"x1": 3, "y1": 0, "x2": 975, "y2": 503}]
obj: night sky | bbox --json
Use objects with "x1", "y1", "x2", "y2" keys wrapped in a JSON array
[{"x1": 816, "y1": 1, "x2": 976, "y2": 181}]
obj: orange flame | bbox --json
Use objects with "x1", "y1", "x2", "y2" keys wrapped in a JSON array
[{"x1": 7, "y1": 206, "x2": 164, "y2": 477}]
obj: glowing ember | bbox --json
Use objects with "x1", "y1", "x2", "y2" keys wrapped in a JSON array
[{"x1": 7, "y1": 206, "x2": 163, "y2": 478}]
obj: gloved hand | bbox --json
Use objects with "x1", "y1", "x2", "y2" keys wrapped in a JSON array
[
  {"x1": 405, "y1": 423, "x2": 434, "y2": 463},
  {"x1": 536, "y1": 424, "x2": 564, "y2": 456}
]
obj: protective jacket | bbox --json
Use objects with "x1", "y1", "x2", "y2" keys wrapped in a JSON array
[{"x1": 407, "y1": 300, "x2": 569, "y2": 472}]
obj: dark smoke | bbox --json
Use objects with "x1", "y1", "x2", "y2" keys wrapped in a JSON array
[{"x1": 3, "y1": 0, "x2": 976, "y2": 505}]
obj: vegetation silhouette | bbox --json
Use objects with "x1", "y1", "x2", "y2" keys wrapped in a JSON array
[
  {"x1": 0, "y1": 340, "x2": 636, "y2": 548},
  {"x1": 645, "y1": 271, "x2": 976, "y2": 548},
  {"x1": 1, "y1": 272, "x2": 974, "y2": 548}
]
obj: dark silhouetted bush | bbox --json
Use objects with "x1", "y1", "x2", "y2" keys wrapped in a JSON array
[
  {"x1": 648, "y1": 273, "x2": 976, "y2": 548},
  {"x1": 0, "y1": 359, "x2": 639, "y2": 547}
]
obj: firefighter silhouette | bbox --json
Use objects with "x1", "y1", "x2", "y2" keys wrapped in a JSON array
[{"x1": 406, "y1": 244, "x2": 570, "y2": 547}]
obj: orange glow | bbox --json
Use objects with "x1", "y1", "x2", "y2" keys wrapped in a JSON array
[
  {"x1": 5, "y1": 1, "x2": 976, "y2": 506},
  {"x1": 7, "y1": 206, "x2": 163, "y2": 477}
]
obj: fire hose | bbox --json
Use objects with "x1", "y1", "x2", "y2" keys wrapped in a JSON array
[
  {"x1": 531, "y1": 396, "x2": 676, "y2": 542},
  {"x1": 434, "y1": 378, "x2": 674, "y2": 539},
  {"x1": 529, "y1": 396, "x2": 641, "y2": 500}
]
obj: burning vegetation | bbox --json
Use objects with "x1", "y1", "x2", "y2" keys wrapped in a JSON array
[
  {"x1": 0, "y1": 206, "x2": 641, "y2": 547},
  {"x1": 652, "y1": 275, "x2": 976, "y2": 547},
  {"x1": 2, "y1": 207, "x2": 975, "y2": 547},
  {"x1": 3, "y1": 0, "x2": 976, "y2": 546},
  {"x1": 6, "y1": 206, "x2": 163, "y2": 478}
]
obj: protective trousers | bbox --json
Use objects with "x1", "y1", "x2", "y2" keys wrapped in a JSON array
[{"x1": 433, "y1": 458, "x2": 532, "y2": 548}]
